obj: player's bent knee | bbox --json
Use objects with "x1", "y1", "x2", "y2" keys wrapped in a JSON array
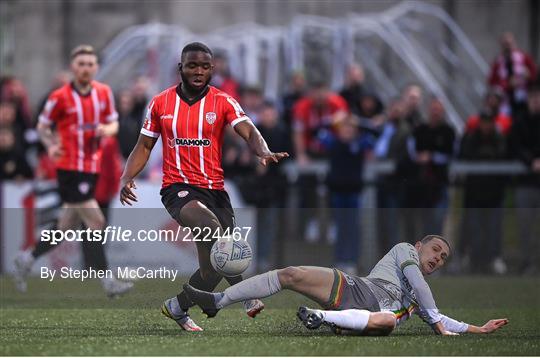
[
  {"x1": 367, "y1": 312, "x2": 396, "y2": 336},
  {"x1": 381, "y1": 312, "x2": 397, "y2": 331},
  {"x1": 277, "y1": 266, "x2": 305, "y2": 288}
]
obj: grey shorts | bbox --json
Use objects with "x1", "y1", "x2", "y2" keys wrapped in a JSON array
[{"x1": 323, "y1": 269, "x2": 380, "y2": 312}]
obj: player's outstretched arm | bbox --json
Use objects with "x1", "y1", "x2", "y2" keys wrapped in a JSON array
[
  {"x1": 234, "y1": 121, "x2": 289, "y2": 166},
  {"x1": 427, "y1": 313, "x2": 508, "y2": 335},
  {"x1": 466, "y1": 318, "x2": 509, "y2": 334},
  {"x1": 430, "y1": 321, "x2": 460, "y2": 336},
  {"x1": 119, "y1": 134, "x2": 158, "y2": 206}
]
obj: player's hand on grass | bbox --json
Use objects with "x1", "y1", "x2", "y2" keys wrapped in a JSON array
[
  {"x1": 480, "y1": 318, "x2": 509, "y2": 333},
  {"x1": 432, "y1": 321, "x2": 459, "y2": 336},
  {"x1": 120, "y1": 177, "x2": 138, "y2": 206},
  {"x1": 259, "y1": 151, "x2": 289, "y2": 166}
]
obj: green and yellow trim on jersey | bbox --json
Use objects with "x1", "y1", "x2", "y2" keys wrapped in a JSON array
[
  {"x1": 392, "y1": 304, "x2": 416, "y2": 324},
  {"x1": 400, "y1": 260, "x2": 419, "y2": 271},
  {"x1": 324, "y1": 269, "x2": 346, "y2": 309}
]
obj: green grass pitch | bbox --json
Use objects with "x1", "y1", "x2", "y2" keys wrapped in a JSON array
[{"x1": 1, "y1": 276, "x2": 539, "y2": 355}]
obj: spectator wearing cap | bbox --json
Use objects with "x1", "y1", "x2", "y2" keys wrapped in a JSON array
[
  {"x1": 489, "y1": 32, "x2": 537, "y2": 120},
  {"x1": 459, "y1": 110, "x2": 508, "y2": 274}
]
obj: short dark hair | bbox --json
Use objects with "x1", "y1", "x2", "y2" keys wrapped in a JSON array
[
  {"x1": 420, "y1": 235, "x2": 451, "y2": 254},
  {"x1": 181, "y1": 42, "x2": 213, "y2": 61},
  {"x1": 70, "y1": 45, "x2": 97, "y2": 60}
]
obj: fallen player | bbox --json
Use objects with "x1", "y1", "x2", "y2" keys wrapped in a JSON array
[{"x1": 184, "y1": 235, "x2": 508, "y2": 336}]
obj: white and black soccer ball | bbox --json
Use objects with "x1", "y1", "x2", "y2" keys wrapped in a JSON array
[{"x1": 210, "y1": 238, "x2": 252, "y2": 277}]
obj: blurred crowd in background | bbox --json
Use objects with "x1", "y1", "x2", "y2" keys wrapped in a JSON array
[{"x1": 1, "y1": 32, "x2": 539, "y2": 276}]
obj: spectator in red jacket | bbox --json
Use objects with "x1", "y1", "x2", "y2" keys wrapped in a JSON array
[
  {"x1": 488, "y1": 32, "x2": 537, "y2": 119},
  {"x1": 293, "y1": 81, "x2": 349, "y2": 164},
  {"x1": 466, "y1": 89, "x2": 512, "y2": 136}
]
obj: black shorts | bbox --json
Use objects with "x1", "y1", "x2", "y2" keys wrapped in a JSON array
[
  {"x1": 324, "y1": 269, "x2": 380, "y2": 312},
  {"x1": 56, "y1": 169, "x2": 98, "y2": 204},
  {"x1": 160, "y1": 183, "x2": 235, "y2": 230}
]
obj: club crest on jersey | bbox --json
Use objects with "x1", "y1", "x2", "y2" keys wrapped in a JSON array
[
  {"x1": 167, "y1": 137, "x2": 211, "y2": 148},
  {"x1": 205, "y1": 112, "x2": 217, "y2": 124},
  {"x1": 177, "y1": 190, "x2": 189, "y2": 198}
]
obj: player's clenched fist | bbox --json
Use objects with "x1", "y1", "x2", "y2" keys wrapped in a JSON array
[{"x1": 120, "y1": 178, "x2": 138, "y2": 206}]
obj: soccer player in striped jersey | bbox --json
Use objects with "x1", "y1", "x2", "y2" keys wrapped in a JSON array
[
  {"x1": 14, "y1": 45, "x2": 133, "y2": 297},
  {"x1": 184, "y1": 235, "x2": 508, "y2": 336},
  {"x1": 119, "y1": 42, "x2": 288, "y2": 331}
]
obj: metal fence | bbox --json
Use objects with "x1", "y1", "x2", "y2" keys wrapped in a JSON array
[{"x1": 97, "y1": 1, "x2": 488, "y2": 134}]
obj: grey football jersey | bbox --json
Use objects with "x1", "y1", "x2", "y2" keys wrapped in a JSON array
[
  {"x1": 367, "y1": 243, "x2": 419, "y2": 297},
  {"x1": 364, "y1": 243, "x2": 420, "y2": 318}
]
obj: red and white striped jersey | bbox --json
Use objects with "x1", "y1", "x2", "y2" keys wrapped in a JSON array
[
  {"x1": 141, "y1": 85, "x2": 250, "y2": 190},
  {"x1": 39, "y1": 81, "x2": 118, "y2": 174}
]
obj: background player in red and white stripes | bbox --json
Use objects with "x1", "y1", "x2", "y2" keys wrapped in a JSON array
[
  {"x1": 120, "y1": 42, "x2": 288, "y2": 331},
  {"x1": 14, "y1": 45, "x2": 133, "y2": 297}
]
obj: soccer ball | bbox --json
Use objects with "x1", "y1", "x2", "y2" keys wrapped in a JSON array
[{"x1": 210, "y1": 238, "x2": 252, "y2": 277}]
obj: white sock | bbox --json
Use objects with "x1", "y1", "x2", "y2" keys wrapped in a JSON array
[
  {"x1": 19, "y1": 250, "x2": 34, "y2": 267},
  {"x1": 217, "y1": 270, "x2": 281, "y2": 308},
  {"x1": 320, "y1": 309, "x2": 370, "y2": 331}
]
